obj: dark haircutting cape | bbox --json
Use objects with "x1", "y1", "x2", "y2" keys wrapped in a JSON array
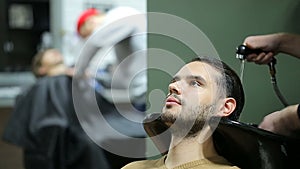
[{"x1": 2, "y1": 75, "x2": 146, "y2": 169}]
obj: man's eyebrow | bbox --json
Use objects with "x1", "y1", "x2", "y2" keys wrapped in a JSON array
[
  {"x1": 186, "y1": 75, "x2": 207, "y2": 84},
  {"x1": 171, "y1": 75, "x2": 207, "y2": 84},
  {"x1": 171, "y1": 76, "x2": 180, "y2": 82}
]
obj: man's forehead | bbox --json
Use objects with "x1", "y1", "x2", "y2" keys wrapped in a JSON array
[{"x1": 175, "y1": 61, "x2": 218, "y2": 77}]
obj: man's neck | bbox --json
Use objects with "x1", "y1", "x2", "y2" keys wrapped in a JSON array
[{"x1": 164, "y1": 135, "x2": 218, "y2": 169}]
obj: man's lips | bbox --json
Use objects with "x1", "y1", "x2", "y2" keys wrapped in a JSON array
[{"x1": 165, "y1": 97, "x2": 181, "y2": 106}]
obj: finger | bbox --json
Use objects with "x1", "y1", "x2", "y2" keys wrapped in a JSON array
[
  {"x1": 259, "y1": 54, "x2": 273, "y2": 64},
  {"x1": 244, "y1": 41, "x2": 256, "y2": 49},
  {"x1": 254, "y1": 53, "x2": 267, "y2": 64},
  {"x1": 265, "y1": 52, "x2": 275, "y2": 60},
  {"x1": 246, "y1": 54, "x2": 258, "y2": 62},
  {"x1": 259, "y1": 51, "x2": 276, "y2": 64},
  {"x1": 263, "y1": 56, "x2": 274, "y2": 64}
]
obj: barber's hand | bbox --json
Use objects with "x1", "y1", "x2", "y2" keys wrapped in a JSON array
[
  {"x1": 243, "y1": 34, "x2": 281, "y2": 64},
  {"x1": 66, "y1": 67, "x2": 75, "y2": 77},
  {"x1": 258, "y1": 104, "x2": 300, "y2": 138}
]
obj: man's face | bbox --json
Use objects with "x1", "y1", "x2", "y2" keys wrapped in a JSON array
[
  {"x1": 42, "y1": 50, "x2": 63, "y2": 67},
  {"x1": 161, "y1": 61, "x2": 222, "y2": 136},
  {"x1": 40, "y1": 49, "x2": 64, "y2": 74}
]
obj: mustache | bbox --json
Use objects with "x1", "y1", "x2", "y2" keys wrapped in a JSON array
[{"x1": 166, "y1": 93, "x2": 183, "y2": 104}]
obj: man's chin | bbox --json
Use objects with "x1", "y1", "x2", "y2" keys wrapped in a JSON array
[
  {"x1": 160, "y1": 111, "x2": 176, "y2": 126},
  {"x1": 162, "y1": 105, "x2": 181, "y2": 114}
]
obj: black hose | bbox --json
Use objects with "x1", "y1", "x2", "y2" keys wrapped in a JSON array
[
  {"x1": 268, "y1": 59, "x2": 288, "y2": 107},
  {"x1": 271, "y1": 77, "x2": 289, "y2": 107}
]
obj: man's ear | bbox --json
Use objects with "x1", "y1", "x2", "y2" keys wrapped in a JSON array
[{"x1": 218, "y1": 97, "x2": 236, "y2": 117}]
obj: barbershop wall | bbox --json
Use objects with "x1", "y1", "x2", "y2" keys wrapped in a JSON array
[{"x1": 147, "y1": 0, "x2": 300, "y2": 124}]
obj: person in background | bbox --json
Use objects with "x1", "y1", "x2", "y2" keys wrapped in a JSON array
[
  {"x1": 72, "y1": 7, "x2": 148, "y2": 168},
  {"x1": 75, "y1": 6, "x2": 147, "y2": 110},
  {"x1": 31, "y1": 48, "x2": 74, "y2": 78},
  {"x1": 122, "y1": 56, "x2": 245, "y2": 169},
  {"x1": 2, "y1": 48, "x2": 112, "y2": 169},
  {"x1": 76, "y1": 8, "x2": 105, "y2": 39},
  {"x1": 243, "y1": 32, "x2": 300, "y2": 137},
  {"x1": 12, "y1": 48, "x2": 74, "y2": 103}
]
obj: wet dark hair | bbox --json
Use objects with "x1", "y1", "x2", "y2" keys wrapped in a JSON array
[{"x1": 190, "y1": 56, "x2": 245, "y2": 121}]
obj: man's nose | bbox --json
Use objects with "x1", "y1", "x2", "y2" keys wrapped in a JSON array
[{"x1": 168, "y1": 81, "x2": 181, "y2": 95}]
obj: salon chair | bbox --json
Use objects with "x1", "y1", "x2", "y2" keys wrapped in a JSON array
[
  {"x1": 3, "y1": 75, "x2": 146, "y2": 169},
  {"x1": 143, "y1": 113, "x2": 300, "y2": 169}
]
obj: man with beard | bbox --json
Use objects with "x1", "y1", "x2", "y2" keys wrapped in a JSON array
[{"x1": 122, "y1": 56, "x2": 244, "y2": 169}]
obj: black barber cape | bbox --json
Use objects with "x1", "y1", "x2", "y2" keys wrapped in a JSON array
[{"x1": 2, "y1": 75, "x2": 111, "y2": 169}]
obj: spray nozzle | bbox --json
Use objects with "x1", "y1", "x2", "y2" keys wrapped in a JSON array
[
  {"x1": 235, "y1": 44, "x2": 288, "y2": 107},
  {"x1": 236, "y1": 44, "x2": 263, "y2": 60}
]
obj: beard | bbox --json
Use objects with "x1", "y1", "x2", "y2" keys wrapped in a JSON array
[{"x1": 161, "y1": 101, "x2": 216, "y2": 138}]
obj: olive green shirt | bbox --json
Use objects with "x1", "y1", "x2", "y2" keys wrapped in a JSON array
[{"x1": 122, "y1": 155, "x2": 240, "y2": 169}]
